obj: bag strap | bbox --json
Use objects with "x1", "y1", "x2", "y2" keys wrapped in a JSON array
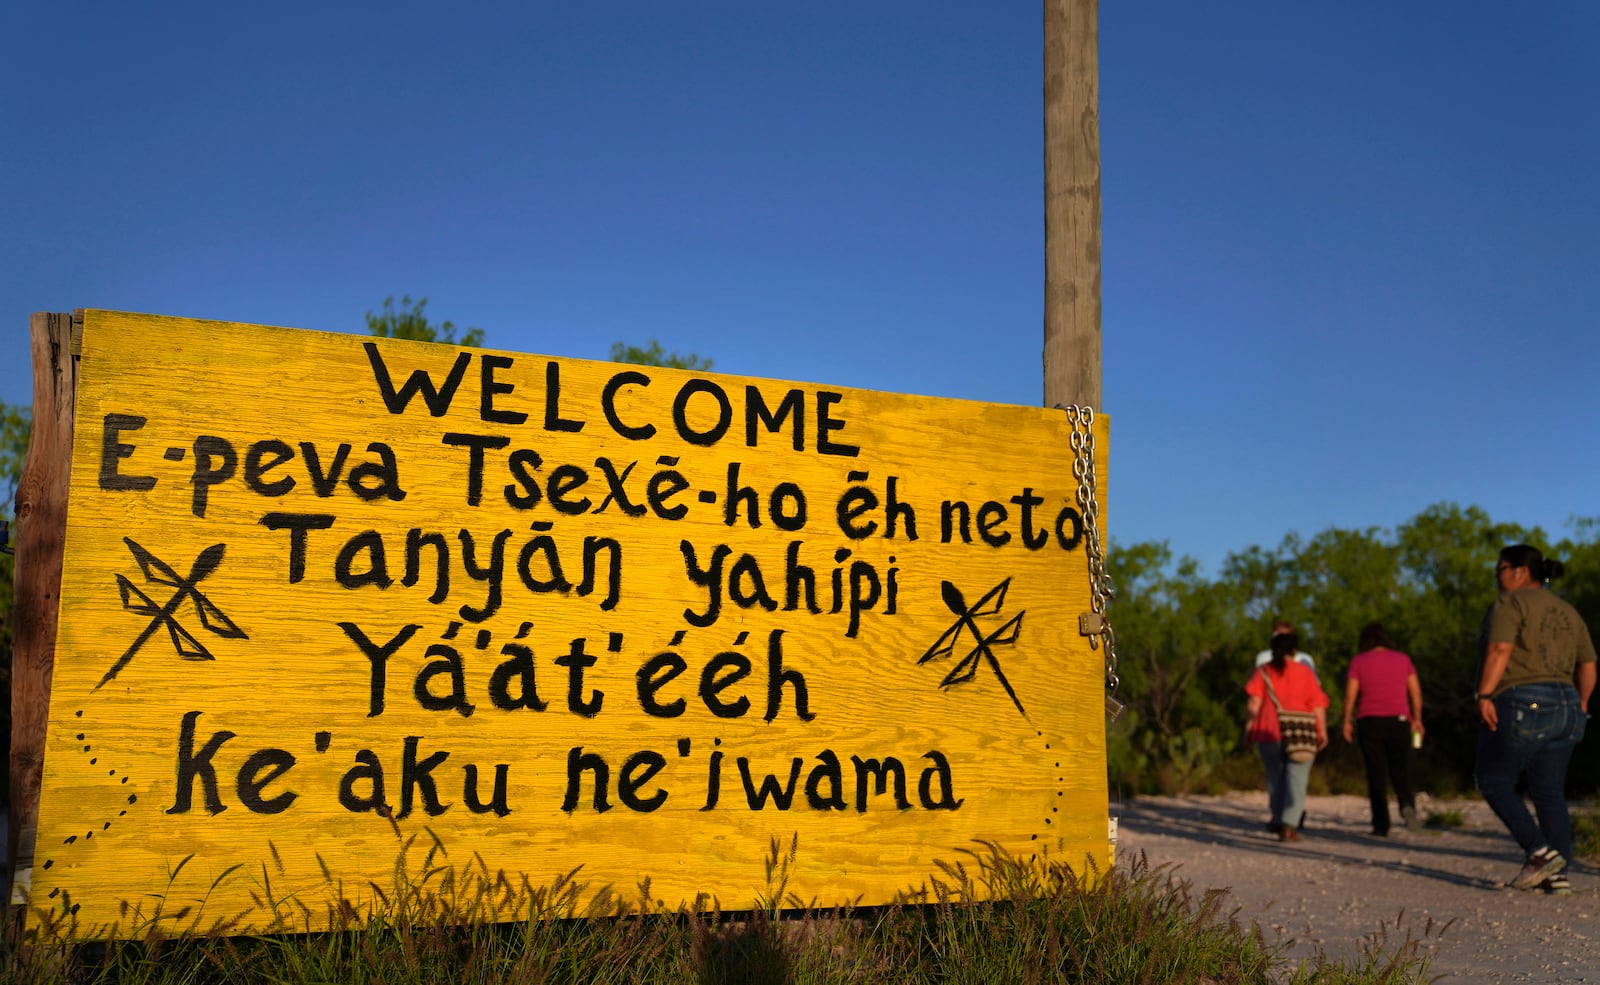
[{"x1": 1259, "y1": 667, "x2": 1286, "y2": 712}]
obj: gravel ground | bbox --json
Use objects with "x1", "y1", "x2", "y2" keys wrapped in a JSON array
[{"x1": 1113, "y1": 792, "x2": 1598, "y2": 983}]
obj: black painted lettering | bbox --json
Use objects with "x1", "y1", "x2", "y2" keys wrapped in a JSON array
[
  {"x1": 364, "y1": 342, "x2": 471, "y2": 417},
  {"x1": 580, "y1": 536, "x2": 622, "y2": 611},
  {"x1": 700, "y1": 651, "x2": 752, "y2": 718},
  {"x1": 544, "y1": 361, "x2": 585, "y2": 433},
  {"x1": 783, "y1": 541, "x2": 820, "y2": 613},
  {"x1": 442, "y1": 432, "x2": 510, "y2": 506},
  {"x1": 504, "y1": 448, "x2": 544, "y2": 508},
  {"x1": 847, "y1": 561, "x2": 881, "y2": 638},
  {"x1": 335, "y1": 530, "x2": 393, "y2": 589},
  {"x1": 414, "y1": 643, "x2": 476, "y2": 717},
  {"x1": 602, "y1": 370, "x2": 655, "y2": 439},
  {"x1": 679, "y1": 540, "x2": 727, "y2": 628},
  {"x1": 190, "y1": 435, "x2": 237, "y2": 518},
  {"x1": 403, "y1": 529, "x2": 451, "y2": 602},
  {"x1": 851, "y1": 756, "x2": 909, "y2": 812},
  {"x1": 738, "y1": 757, "x2": 801, "y2": 810},
  {"x1": 348, "y1": 443, "x2": 407, "y2": 502},
  {"x1": 1011, "y1": 488, "x2": 1047, "y2": 549},
  {"x1": 547, "y1": 464, "x2": 591, "y2": 514},
  {"x1": 338, "y1": 621, "x2": 421, "y2": 717},
  {"x1": 647, "y1": 458, "x2": 690, "y2": 520},
  {"x1": 700, "y1": 748, "x2": 724, "y2": 810},
  {"x1": 167, "y1": 711, "x2": 236, "y2": 815},
  {"x1": 804, "y1": 750, "x2": 847, "y2": 810},
  {"x1": 618, "y1": 751, "x2": 668, "y2": 812},
  {"x1": 300, "y1": 442, "x2": 351, "y2": 496},
  {"x1": 837, "y1": 473, "x2": 878, "y2": 539},
  {"x1": 770, "y1": 483, "x2": 807, "y2": 532},
  {"x1": 1055, "y1": 506, "x2": 1084, "y2": 551},
  {"x1": 244, "y1": 440, "x2": 296, "y2": 497},
  {"x1": 918, "y1": 751, "x2": 963, "y2": 810},
  {"x1": 561, "y1": 746, "x2": 612, "y2": 813},
  {"x1": 489, "y1": 642, "x2": 549, "y2": 712},
  {"x1": 728, "y1": 553, "x2": 777, "y2": 613},
  {"x1": 941, "y1": 501, "x2": 972, "y2": 544},
  {"x1": 479, "y1": 354, "x2": 528, "y2": 425},
  {"x1": 594, "y1": 457, "x2": 646, "y2": 516},
  {"x1": 398, "y1": 736, "x2": 450, "y2": 818},
  {"x1": 884, "y1": 477, "x2": 918, "y2": 540},
  {"x1": 554, "y1": 637, "x2": 605, "y2": 717},
  {"x1": 816, "y1": 391, "x2": 860, "y2": 457},
  {"x1": 637, "y1": 652, "x2": 688, "y2": 718},
  {"x1": 463, "y1": 763, "x2": 512, "y2": 817},
  {"x1": 338, "y1": 749, "x2": 388, "y2": 814},
  {"x1": 977, "y1": 502, "x2": 1009, "y2": 547},
  {"x1": 457, "y1": 528, "x2": 510, "y2": 622},
  {"x1": 672, "y1": 379, "x2": 732, "y2": 446},
  {"x1": 99, "y1": 413, "x2": 156, "y2": 491},
  {"x1": 516, "y1": 526, "x2": 573, "y2": 596},
  {"x1": 763, "y1": 629, "x2": 814, "y2": 722},
  {"x1": 723, "y1": 462, "x2": 761, "y2": 528},
  {"x1": 260, "y1": 512, "x2": 336, "y2": 583},
  {"x1": 745, "y1": 386, "x2": 804, "y2": 451},
  {"x1": 236, "y1": 748, "x2": 297, "y2": 814}
]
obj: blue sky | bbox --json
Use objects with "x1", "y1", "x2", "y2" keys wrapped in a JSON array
[{"x1": 4, "y1": 2, "x2": 1597, "y2": 573}]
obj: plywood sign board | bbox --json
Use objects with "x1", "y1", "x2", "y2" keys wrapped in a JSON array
[{"x1": 29, "y1": 310, "x2": 1110, "y2": 937}]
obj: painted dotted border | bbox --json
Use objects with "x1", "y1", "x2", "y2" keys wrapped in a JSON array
[
  {"x1": 40, "y1": 708, "x2": 138, "y2": 910},
  {"x1": 1031, "y1": 728, "x2": 1061, "y2": 842}
]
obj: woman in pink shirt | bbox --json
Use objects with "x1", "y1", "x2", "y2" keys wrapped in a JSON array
[{"x1": 1341, "y1": 622, "x2": 1424, "y2": 837}]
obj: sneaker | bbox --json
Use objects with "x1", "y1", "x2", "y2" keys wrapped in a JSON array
[
  {"x1": 1542, "y1": 873, "x2": 1572, "y2": 896},
  {"x1": 1510, "y1": 847, "x2": 1566, "y2": 890},
  {"x1": 1401, "y1": 806, "x2": 1420, "y2": 830}
]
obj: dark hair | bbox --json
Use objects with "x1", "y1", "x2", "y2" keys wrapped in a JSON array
[
  {"x1": 1500, "y1": 544, "x2": 1566, "y2": 583},
  {"x1": 1269, "y1": 631, "x2": 1297, "y2": 671},
  {"x1": 1357, "y1": 621, "x2": 1394, "y2": 652}
]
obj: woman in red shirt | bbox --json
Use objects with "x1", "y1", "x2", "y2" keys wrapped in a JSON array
[{"x1": 1245, "y1": 632, "x2": 1330, "y2": 841}]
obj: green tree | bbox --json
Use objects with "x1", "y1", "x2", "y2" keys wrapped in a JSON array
[
  {"x1": 609, "y1": 339, "x2": 713, "y2": 371},
  {"x1": 1106, "y1": 541, "x2": 1255, "y2": 794},
  {"x1": 1104, "y1": 503, "x2": 1600, "y2": 799},
  {"x1": 0, "y1": 400, "x2": 27, "y2": 522},
  {"x1": 365, "y1": 295, "x2": 485, "y2": 346},
  {"x1": 1, "y1": 400, "x2": 28, "y2": 775}
]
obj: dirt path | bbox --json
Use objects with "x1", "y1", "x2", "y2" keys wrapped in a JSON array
[{"x1": 1113, "y1": 792, "x2": 1598, "y2": 983}]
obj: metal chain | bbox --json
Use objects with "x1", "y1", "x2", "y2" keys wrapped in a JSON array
[{"x1": 1063, "y1": 406, "x2": 1120, "y2": 704}]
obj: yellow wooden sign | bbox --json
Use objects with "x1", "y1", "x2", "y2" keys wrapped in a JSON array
[{"x1": 30, "y1": 309, "x2": 1110, "y2": 937}]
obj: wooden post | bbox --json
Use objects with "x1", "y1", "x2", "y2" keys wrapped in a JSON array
[
  {"x1": 7, "y1": 313, "x2": 77, "y2": 927},
  {"x1": 1043, "y1": 0, "x2": 1102, "y2": 410}
]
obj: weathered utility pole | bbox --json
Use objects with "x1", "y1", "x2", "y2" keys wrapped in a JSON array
[
  {"x1": 1042, "y1": 0, "x2": 1101, "y2": 410},
  {"x1": 7, "y1": 313, "x2": 76, "y2": 922}
]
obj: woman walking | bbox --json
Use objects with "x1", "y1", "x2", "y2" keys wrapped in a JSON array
[
  {"x1": 1246, "y1": 632, "x2": 1330, "y2": 841},
  {"x1": 1341, "y1": 622, "x2": 1424, "y2": 836},
  {"x1": 1475, "y1": 545, "x2": 1596, "y2": 895}
]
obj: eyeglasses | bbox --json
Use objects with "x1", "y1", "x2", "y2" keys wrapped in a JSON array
[{"x1": 1495, "y1": 563, "x2": 1513, "y2": 574}]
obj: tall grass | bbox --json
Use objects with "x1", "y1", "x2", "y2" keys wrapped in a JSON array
[{"x1": 2, "y1": 845, "x2": 1436, "y2": 985}]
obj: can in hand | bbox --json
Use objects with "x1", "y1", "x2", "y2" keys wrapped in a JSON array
[{"x1": 1411, "y1": 729, "x2": 1423, "y2": 749}]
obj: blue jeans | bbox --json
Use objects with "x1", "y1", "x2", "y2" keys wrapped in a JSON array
[
  {"x1": 1474, "y1": 683, "x2": 1588, "y2": 862},
  {"x1": 1259, "y1": 741, "x2": 1312, "y2": 829}
]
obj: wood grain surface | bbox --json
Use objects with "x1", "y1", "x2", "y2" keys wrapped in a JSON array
[{"x1": 27, "y1": 310, "x2": 1111, "y2": 937}]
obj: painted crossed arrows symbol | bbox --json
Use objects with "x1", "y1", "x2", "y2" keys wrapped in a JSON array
[
  {"x1": 98, "y1": 538, "x2": 248, "y2": 690},
  {"x1": 918, "y1": 578, "x2": 1028, "y2": 719}
]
